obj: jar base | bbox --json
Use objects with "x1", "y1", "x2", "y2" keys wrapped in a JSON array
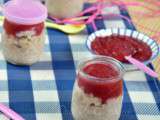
[
  {"x1": 2, "y1": 31, "x2": 45, "y2": 66},
  {"x1": 46, "y1": 0, "x2": 84, "y2": 19},
  {"x1": 5, "y1": 58, "x2": 40, "y2": 66}
]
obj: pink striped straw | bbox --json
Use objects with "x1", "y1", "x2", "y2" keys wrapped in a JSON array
[{"x1": 0, "y1": 103, "x2": 25, "y2": 120}]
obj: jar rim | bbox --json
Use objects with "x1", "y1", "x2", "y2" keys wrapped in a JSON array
[{"x1": 78, "y1": 55, "x2": 125, "y2": 83}]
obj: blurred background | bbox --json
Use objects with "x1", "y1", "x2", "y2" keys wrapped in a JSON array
[{"x1": 0, "y1": 0, "x2": 160, "y2": 78}]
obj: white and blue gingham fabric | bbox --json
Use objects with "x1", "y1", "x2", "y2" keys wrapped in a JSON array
[{"x1": 0, "y1": 1, "x2": 160, "y2": 120}]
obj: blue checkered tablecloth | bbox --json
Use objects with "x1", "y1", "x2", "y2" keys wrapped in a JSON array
[{"x1": 0, "y1": 0, "x2": 160, "y2": 120}]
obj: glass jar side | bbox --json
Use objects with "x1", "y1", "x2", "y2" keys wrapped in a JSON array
[
  {"x1": 2, "y1": 19, "x2": 46, "y2": 65},
  {"x1": 72, "y1": 56, "x2": 124, "y2": 120}
]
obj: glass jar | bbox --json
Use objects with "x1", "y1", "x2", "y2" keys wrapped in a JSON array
[
  {"x1": 2, "y1": 0, "x2": 47, "y2": 65},
  {"x1": 46, "y1": 0, "x2": 84, "y2": 18},
  {"x1": 72, "y1": 56, "x2": 125, "y2": 120}
]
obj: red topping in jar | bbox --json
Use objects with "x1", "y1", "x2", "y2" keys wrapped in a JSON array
[
  {"x1": 4, "y1": 19, "x2": 44, "y2": 36},
  {"x1": 78, "y1": 63, "x2": 123, "y2": 104},
  {"x1": 91, "y1": 35, "x2": 152, "y2": 63}
]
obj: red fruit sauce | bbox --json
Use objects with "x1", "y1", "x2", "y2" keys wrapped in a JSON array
[
  {"x1": 4, "y1": 19, "x2": 44, "y2": 37},
  {"x1": 78, "y1": 63, "x2": 123, "y2": 104},
  {"x1": 91, "y1": 35, "x2": 152, "y2": 63}
]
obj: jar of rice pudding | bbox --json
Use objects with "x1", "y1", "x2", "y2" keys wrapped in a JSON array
[
  {"x1": 46, "y1": 0, "x2": 84, "y2": 18},
  {"x1": 2, "y1": 0, "x2": 47, "y2": 65},
  {"x1": 72, "y1": 56, "x2": 125, "y2": 120}
]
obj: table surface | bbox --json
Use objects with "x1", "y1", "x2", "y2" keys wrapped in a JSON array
[{"x1": 0, "y1": 1, "x2": 160, "y2": 120}]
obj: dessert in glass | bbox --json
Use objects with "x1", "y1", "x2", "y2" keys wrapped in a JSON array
[
  {"x1": 46, "y1": 0, "x2": 84, "y2": 18},
  {"x1": 72, "y1": 56, "x2": 125, "y2": 120},
  {"x1": 2, "y1": 0, "x2": 47, "y2": 65}
]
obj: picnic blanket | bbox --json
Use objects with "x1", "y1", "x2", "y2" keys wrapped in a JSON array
[{"x1": 0, "y1": 1, "x2": 160, "y2": 120}]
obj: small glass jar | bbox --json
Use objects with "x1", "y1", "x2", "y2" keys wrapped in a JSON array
[
  {"x1": 72, "y1": 56, "x2": 125, "y2": 120},
  {"x1": 46, "y1": 0, "x2": 84, "y2": 18},
  {"x1": 2, "y1": 0, "x2": 47, "y2": 65}
]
